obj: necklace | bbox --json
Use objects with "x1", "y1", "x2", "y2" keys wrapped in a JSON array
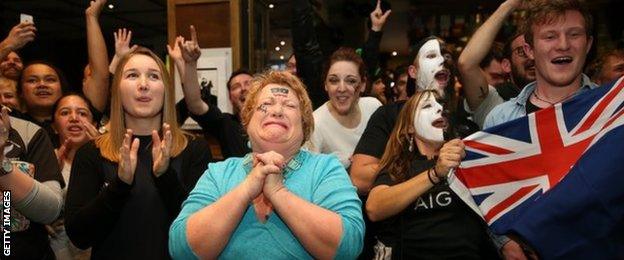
[{"x1": 532, "y1": 89, "x2": 576, "y2": 106}]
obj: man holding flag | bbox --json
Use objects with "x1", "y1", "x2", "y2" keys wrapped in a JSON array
[{"x1": 452, "y1": 0, "x2": 624, "y2": 258}]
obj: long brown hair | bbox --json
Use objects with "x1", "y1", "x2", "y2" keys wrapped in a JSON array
[
  {"x1": 96, "y1": 47, "x2": 188, "y2": 162},
  {"x1": 378, "y1": 90, "x2": 439, "y2": 182}
]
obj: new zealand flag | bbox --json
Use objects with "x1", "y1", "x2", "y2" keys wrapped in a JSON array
[{"x1": 449, "y1": 77, "x2": 624, "y2": 259}]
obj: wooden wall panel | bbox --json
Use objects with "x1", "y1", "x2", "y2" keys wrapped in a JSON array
[{"x1": 175, "y1": 2, "x2": 231, "y2": 48}]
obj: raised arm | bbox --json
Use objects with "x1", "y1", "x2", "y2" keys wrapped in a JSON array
[
  {"x1": 362, "y1": 0, "x2": 391, "y2": 79},
  {"x1": 176, "y1": 25, "x2": 209, "y2": 115},
  {"x1": 457, "y1": 0, "x2": 521, "y2": 110},
  {"x1": 0, "y1": 22, "x2": 36, "y2": 60},
  {"x1": 84, "y1": 0, "x2": 110, "y2": 112},
  {"x1": 291, "y1": 0, "x2": 326, "y2": 108}
]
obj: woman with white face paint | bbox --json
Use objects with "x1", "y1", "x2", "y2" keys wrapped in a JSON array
[
  {"x1": 307, "y1": 47, "x2": 382, "y2": 168},
  {"x1": 365, "y1": 90, "x2": 498, "y2": 259}
]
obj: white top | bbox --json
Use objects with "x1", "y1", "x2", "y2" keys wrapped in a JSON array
[
  {"x1": 463, "y1": 85, "x2": 505, "y2": 129},
  {"x1": 307, "y1": 97, "x2": 382, "y2": 168}
]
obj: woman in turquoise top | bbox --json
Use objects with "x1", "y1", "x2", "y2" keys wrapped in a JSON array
[{"x1": 169, "y1": 70, "x2": 364, "y2": 259}]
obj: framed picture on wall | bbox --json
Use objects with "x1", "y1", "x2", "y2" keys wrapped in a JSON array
[{"x1": 173, "y1": 47, "x2": 233, "y2": 130}]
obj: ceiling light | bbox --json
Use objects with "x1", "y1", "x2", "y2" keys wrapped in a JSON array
[
  {"x1": 275, "y1": 46, "x2": 281, "y2": 51},
  {"x1": 108, "y1": 4, "x2": 114, "y2": 9},
  {"x1": 280, "y1": 41, "x2": 286, "y2": 46},
  {"x1": 280, "y1": 55, "x2": 285, "y2": 60},
  {"x1": 391, "y1": 51, "x2": 398, "y2": 56},
  {"x1": 269, "y1": 4, "x2": 274, "y2": 9}
]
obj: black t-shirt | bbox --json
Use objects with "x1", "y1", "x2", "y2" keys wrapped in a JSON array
[
  {"x1": 353, "y1": 101, "x2": 405, "y2": 158},
  {"x1": 373, "y1": 158, "x2": 498, "y2": 259},
  {"x1": 494, "y1": 82, "x2": 521, "y2": 101},
  {"x1": 525, "y1": 100, "x2": 543, "y2": 115},
  {"x1": 5, "y1": 116, "x2": 64, "y2": 260},
  {"x1": 190, "y1": 106, "x2": 250, "y2": 159},
  {"x1": 64, "y1": 136, "x2": 212, "y2": 259}
]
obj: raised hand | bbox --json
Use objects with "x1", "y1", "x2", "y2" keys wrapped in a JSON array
[
  {"x1": 151, "y1": 123, "x2": 172, "y2": 177},
  {"x1": 1, "y1": 22, "x2": 36, "y2": 51},
  {"x1": 113, "y1": 28, "x2": 137, "y2": 58},
  {"x1": 506, "y1": 0, "x2": 524, "y2": 9},
  {"x1": 370, "y1": 0, "x2": 391, "y2": 32},
  {"x1": 118, "y1": 129, "x2": 139, "y2": 184},
  {"x1": 85, "y1": 0, "x2": 106, "y2": 18},
  {"x1": 434, "y1": 138, "x2": 466, "y2": 178},
  {"x1": 167, "y1": 36, "x2": 185, "y2": 64},
  {"x1": 81, "y1": 117, "x2": 100, "y2": 141},
  {"x1": 178, "y1": 25, "x2": 201, "y2": 63}
]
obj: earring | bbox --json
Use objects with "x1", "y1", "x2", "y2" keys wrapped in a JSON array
[{"x1": 408, "y1": 136, "x2": 414, "y2": 152}]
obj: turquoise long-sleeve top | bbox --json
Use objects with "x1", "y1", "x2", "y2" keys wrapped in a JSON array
[{"x1": 169, "y1": 150, "x2": 364, "y2": 259}]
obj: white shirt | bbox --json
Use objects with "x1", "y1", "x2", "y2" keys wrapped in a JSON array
[{"x1": 307, "y1": 97, "x2": 382, "y2": 168}]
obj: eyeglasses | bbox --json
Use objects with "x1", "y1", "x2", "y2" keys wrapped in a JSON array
[{"x1": 512, "y1": 46, "x2": 527, "y2": 58}]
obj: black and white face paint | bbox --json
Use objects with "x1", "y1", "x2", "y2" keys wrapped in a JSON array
[
  {"x1": 416, "y1": 39, "x2": 449, "y2": 94},
  {"x1": 413, "y1": 95, "x2": 445, "y2": 143}
]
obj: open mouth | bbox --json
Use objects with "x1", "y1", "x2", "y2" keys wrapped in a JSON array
[
  {"x1": 551, "y1": 56, "x2": 573, "y2": 65},
  {"x1": 434, "y1": 70, "x2": 450, "y2": 85},
  {"x1": 67, "y1": 125, "x2": 84, "y2": 132},
  {"x1": 35, "y1": 89, "x2": 53, "y2": 97},
  {"x1": 431, "y1": 118, "x2": 447, "y2": 129}
]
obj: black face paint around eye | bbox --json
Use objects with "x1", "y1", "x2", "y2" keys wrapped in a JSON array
[{"x1": 256, "y1": 104, "x2": 268, "y2": 114}]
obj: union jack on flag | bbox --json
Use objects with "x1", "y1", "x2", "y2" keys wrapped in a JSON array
[{"x1": 449, "y1": 76, "x2": 624, "y2": 258}]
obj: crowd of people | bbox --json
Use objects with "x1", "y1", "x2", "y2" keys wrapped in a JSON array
[{"x1": 0, "y1": 0, "x2": 622, "y2": 259}]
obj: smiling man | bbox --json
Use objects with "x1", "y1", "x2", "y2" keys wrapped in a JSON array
[{"x1": 484, "y1": 0, "x2": 597, "y2": 129}]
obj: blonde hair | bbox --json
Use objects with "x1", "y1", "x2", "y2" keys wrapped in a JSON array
[
  {"x1": 240, "y1": 70, "x2": 314, "y2": 144},
  {"x1": 378, "y1": 90, "x2": 439, "y2": 182},
  {"x1": 95, "y1": 47, "x2": 188, "y2": 162}
]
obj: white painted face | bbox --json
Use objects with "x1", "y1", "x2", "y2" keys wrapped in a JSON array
[
  {"x1": 413, "y1": 94, "x2": 445, "y2": 143},
  {"x1": 416, "y1": 39, "x2": 449, "y2": 93}
]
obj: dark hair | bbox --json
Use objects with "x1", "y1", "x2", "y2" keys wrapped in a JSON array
[
  {"x1": 524, "y1": 0, "x2": 593, "y2": 46},
  {"x1": 226, "y1": 69, "x2": 253, "y2": 91},
  {"x1": 51, "y1": 92, "x2": 97, "y2": 124},
  {"x1": 585, "y1": 48, "x2": 624, "y2": 80},
  {"x1": 322, "y1": 47, "x2": 368, "y2": 85},
  {"x1": 18, "y1": 60, "x2": 71, "y2": 95},
  {"x1": 503, "y1": 25, "x2": 528, "y2": 58},
  {"x1": 408, "y1": 36, "x2": 440, "y2": 66},
  {"x1": 480, "y1": 42, "x2": 506, "y2": 69}
]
